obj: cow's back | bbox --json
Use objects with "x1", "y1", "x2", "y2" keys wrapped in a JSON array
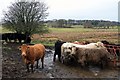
[{"x1": 29, "y1": 44, "x2": 45, "y2": 60}]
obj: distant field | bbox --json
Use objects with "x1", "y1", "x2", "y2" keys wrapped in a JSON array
[
  {"x1": 48, "y1": 27, "x2": 117, "y2": 33},
  {"x1": 1, "y1": 26, "x2": 119, "y2": 45},
  {"x1": 33, "y1": 27, "x2": 118, "y2": 44}
]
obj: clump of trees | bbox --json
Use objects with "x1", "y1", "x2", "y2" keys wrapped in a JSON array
[
  {"x1": 46, "y1": 19, "x2": 119, "y2": 29},
  {"x1": 2, "y1": 0, "x2": 49, "y2": 37}
]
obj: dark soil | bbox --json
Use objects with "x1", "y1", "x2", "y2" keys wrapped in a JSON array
[{"x1": 2, "y1": 42, "x2": 120, "y2": 79}]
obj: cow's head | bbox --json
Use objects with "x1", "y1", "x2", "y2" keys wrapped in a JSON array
[
  {"x1": 70, "y1": 46, "x2": 79, "y2": 55},
  {"x1": 64, "y1": 47, "x2": 72, "y2": 55},
  {"x1": 65, "y1": 46, "x2": 79, "y2": 60},
  {"x1": 70, "y1": 47, "x2": 87, "y2": 66},
  {"x1": 66, "y1": 46, "x2": 79, "y2": 62},
  {"x1": 63, "y1": 43, "x2": 73, "y2": 56},
  {"x1": 18, "y1": 44, "x2": 30, "y2": 58}
]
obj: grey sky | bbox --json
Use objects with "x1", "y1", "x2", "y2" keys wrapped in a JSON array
[{"x1": 0, "y1": 0, "x2": 119, "y2": 21}]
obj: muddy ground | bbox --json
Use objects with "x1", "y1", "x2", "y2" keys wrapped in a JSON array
[{"x1": 2, "y1": 42, "x2": 120, "y2": 79}]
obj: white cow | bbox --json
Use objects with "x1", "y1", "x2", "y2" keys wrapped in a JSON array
[{"x1": 61, "y1": 42, "x2": 106, "y2": 64}]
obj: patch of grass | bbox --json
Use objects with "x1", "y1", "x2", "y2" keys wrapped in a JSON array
[
  {"x1": 31, "y1": 40, "x2": 55, "y2": 47},
  {"x1": 49, "y1": 27, "x2": 118, "y2": 33},
  {"x1": 49, "y1": 27, "x2": 91, "y2": 33},
  {"x1": 71, "y1": 25, "x2": 84, "y2": 28},
  {"x1": 0, "y1": 27, "x2": 12, "y2": 33},
  {"x1": 118, "y1": 26, "x2": 120, "y2": 31}
]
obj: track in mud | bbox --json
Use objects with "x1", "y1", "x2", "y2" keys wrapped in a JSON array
[{"x1": 2, "y1": 43, "x2": 120, "y2": 78}]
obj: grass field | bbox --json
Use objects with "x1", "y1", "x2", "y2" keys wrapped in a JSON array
[
  {"x1": 32, "y1": 27, "x2": 118, "y2": 45},
  {"x1": 1, "y1": 26, "x2": 119, "y2": 46}
]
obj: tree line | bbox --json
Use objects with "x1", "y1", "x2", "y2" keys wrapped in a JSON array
[{"x1": 45, "y1": 19, "x2": 120, "y2": 28}]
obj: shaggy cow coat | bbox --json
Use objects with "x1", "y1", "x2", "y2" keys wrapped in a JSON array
[{"x1": 70, "y1": 47, "x2": 112, "y2": 68}]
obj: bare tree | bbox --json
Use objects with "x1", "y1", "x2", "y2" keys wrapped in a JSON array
[{"x1": 3, "y1": 0, "x2": 48, "y2": 36}]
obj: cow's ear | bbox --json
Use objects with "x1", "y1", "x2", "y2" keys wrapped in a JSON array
[{"x1": 18, "y1": 46, "x2": 21, "y2": 50}]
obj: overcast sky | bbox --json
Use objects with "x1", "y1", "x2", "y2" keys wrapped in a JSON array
[{"x1": 0, "y1": 0, "x2": 120, "y2": 21}]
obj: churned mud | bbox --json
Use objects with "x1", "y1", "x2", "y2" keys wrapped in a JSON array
[{"x1": 2, "y1": 42, "x2": 120, "y2": 79}]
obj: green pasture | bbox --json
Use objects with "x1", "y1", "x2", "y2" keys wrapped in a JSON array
[
  {"x1": 1, "y1": 25, "x2": 118, "y2": 33},
  {"x1": 49, "y1": 27, "x2": 118, "y2": 33},
  {"x1": 31, "y1": 40, "x2": 55, "y2": 47}
]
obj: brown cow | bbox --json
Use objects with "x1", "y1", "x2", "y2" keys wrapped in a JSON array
[{"x1": 19, "y1": 44, "x2": 45, "y2": 72}]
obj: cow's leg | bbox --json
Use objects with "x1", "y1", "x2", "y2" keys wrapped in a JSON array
[
  {"x1": 41, "y1": 57, "x2": 44, "y2": 69},
  {"x1": 26, "y1": 63, "x2": 30, "y2": 72},
  {"x1": 101, "y1": 58, "x2": 108, "y2": 69},
  {"x1": 61, "y1": 56, "x2": 65, "y2": 64},
  {"x1": 100, "y1": 61, "x2": 104, "y2": 69},
  {"x1": 36, "y1": 60, "x2": 39, "y2": 69},
  {"x1": 58, "y1": 53, "x2": 61, "y2": 62},
  {"x1": 31, "y1": 64, "x2": 34, "y2": 73},
  {"x1": 53, "y1": 53, "x2": 56, "y2": 62}
]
